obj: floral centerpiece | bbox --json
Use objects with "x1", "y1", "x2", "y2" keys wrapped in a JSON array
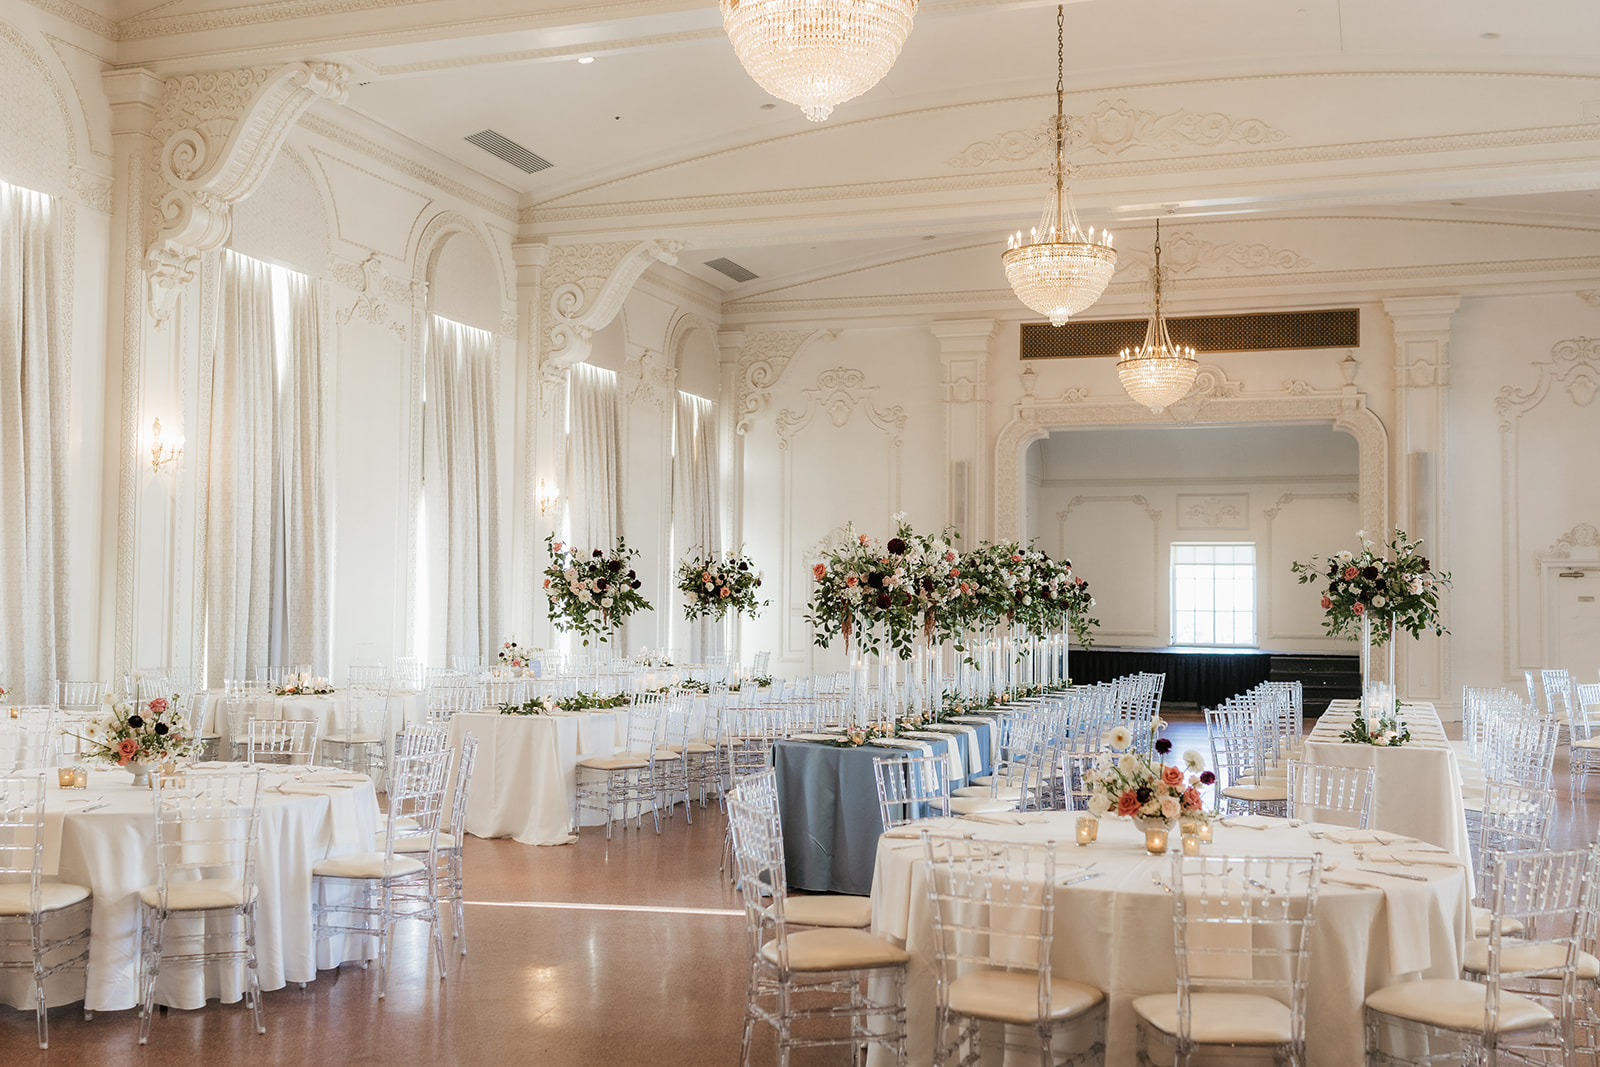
[
  {"x1": 74, "y1": 694, "x2": 200, "y2": 786},
  {"x1": 275, "y1": 674, "x2": 334, "y2": 696},
  {"x1": 805, "y1": 519, "x2": 965, "y2": 659},
  {"x1": 677, "y1": 550, "x2": 767, "y2": 620},
  {"x1": 497, "y1": 640, "x2": 537, "y2": 669},
  {"x1": 542, "y1": 533, "x2": 652, "y2": 645},
  {"x1": 499, "y1": 691, "x2": 630, "y2": 716},
  {"x1": 1084, "y1": 723, "x2": 1213, "y2": 828},
  {"x1": 1291, "y1": 529, "x2": 1451, "y2": 644},
  {"x1": 1339, "y1": 709, "x2": 1411, "y2": 747},
  {"x1": 826, "y1": 721, "x2": 900, "y2": 748}
]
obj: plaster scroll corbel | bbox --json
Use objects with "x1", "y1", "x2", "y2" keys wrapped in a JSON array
[{"x1": 144, "y1": 61, "x2": 350, "y2": 326}]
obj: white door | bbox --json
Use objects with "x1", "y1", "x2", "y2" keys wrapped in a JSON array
[{"x1": 1555, "y1": 566, "x2": 1600, "y2": 670}]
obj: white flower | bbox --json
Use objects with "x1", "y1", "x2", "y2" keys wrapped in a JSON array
[
  {"x1": 1088, "y1": 794, "x2": 1111, "y2": 817},
  {"x1": 1183, "y1": 749, "x2": 1205, "y2": 773},
  {"x1": 1408, "y1": 578, "x2": 1423, "y2": 595},
  {"x1": 1104, "y1": 725, "x2": 1132, "y2": 751},
  {"x1": 1372, "y1": 594, "x2": 1386, "y2": 607},
  {"x1": 601, "y1": 596, "x2": 614, "y2": 607},
  {"x1": 1118, "y1": 753, "x2": 1140, "y2": 776},
  {"x1": 1159, "y1": 796, "x2": 1181, "y2": 820}
]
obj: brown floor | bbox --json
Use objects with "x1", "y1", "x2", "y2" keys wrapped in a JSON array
[{"x1": 5, "y1": 715, "x2": 1598, "y2": 1065}]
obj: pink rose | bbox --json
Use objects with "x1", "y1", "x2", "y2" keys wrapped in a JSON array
[
  {"x1": 117, "y1": 738, "x2": 138, "y2": 764},
  {"x1": 813, "y1": 563, "x2": 826, "y2": 580},
  {"x1": 148, "y1": 697, "x2": 168, "y2": 715},
  {"x1": 1320, "y1": 595, "x2": 1331, "y2": 609},
  {"x1": 1116, "y1": 791, "x2": 1141, "y2": 817},
  {"x1": 1160, "y1": 765, "x2": 1185, "y2": 787},
  {"x1": 1353, "y1": 602, "x2": 1365, "y2": 615}
]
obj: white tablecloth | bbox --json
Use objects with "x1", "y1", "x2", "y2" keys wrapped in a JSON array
[
  {"x1": 448, "y1": 703, "x2": 712, "y2": 846},
  {"x1": 869, "y1": 812, "x2": 1470, "y2": 1067},
  {"x1": 0, "y1": 767, "x2": 380, "y2": 1013},
  {"x1": 198, "y1": 688, "x2": 429, "y2": 751},
  {"x1": 1303, "y1": 699, "x2": 1473, "y2": 873}
]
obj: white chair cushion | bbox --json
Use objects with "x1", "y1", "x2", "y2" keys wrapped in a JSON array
[
  {"x1": 1571, "y1": 737, "x2": 1600, "y2": 750},
  {"x1": 1462, "y1": 938, "x2": 1600, "y2": 979},
  {"x1": 948, "y1": 796, "x2": 1018, "y2": 816},
  {"x1": 0, "y1": 882, "x2": 91, "y2": 916},
  {"x1": 1470, "y1": 906, "x2": 1525, "y2": 939},
  {"x1": 949, "y1": 968, "x2": 1103, "y2": 1024},
  {"x1": 379, "y1": 814, "x2": 420, "y2": 832},
  {"x1": 577, "y1": 753, "x2": 651, "y2": 771},
  {"x1": 759, "y1": 928, "x2": 910, "y2": 972},
  {"x1": 968, "y1": 773, "x2": 1022, "y2": 788},
  {"x1": 1221, "y1": 784, "x2": 1289, "y2": 802},
  {"x1": 1364, "y1": 978, "x2": 1554, "y2": 1032},
  {"x1": 323, "y1": 733, "x2": 385, "y2": 745},
  {"x1": 376, "y1": 832, "x2": 458, "y2": 853},
  {"x1": 951, "y1": 785, "x2": 1023, "y2": 800},
  {"x1": 138, "y1": 878, "x2": 256, "y2": 911},
  {"x1": 775, "y1": 895, "x2": 872, "y2": 928},
  {"x1": 312, "y1": 851, "x2": 427, "y2": 880},
  {"x1": 1132, "y1": 992, "x2": 1294, "y2": 1045}
]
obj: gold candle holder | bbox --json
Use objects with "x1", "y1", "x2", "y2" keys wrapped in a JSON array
[
  {"x1": 1144, "y1": 826, "x2": 1170, "y2": 855},
  {"x1": 1181, "y1": 833, "x2": 1201, "y2": 856},
  {"x1": 1196, "y1": 821, "x2": 1213, "y2": 844},
  {"x1": 57, "y1": 766, "x2": 76, "y2": 788},
  {"x1": 72, "y1": 767, "x2": 87, "y2": 789},
  {"x1": 1075, "y1": 816, "x2": 1095, "y2": 846}
]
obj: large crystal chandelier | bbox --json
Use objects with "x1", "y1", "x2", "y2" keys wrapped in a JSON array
[
  {"x1": 1117, "y1": 219, "x2": 1199, "y2": 412},
  {"x1": 1001, "y1": 5, "x2": 1115, "y2": 327},
  {"x1": 720, "y1": 0, "x2": 918, "y2": 123}
]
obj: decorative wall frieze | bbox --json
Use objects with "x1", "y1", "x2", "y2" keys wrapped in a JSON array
[
  {"x1": 1535, "y1": 523, "x2": 1600, "y2": 571},
  {"x1": 501, "y1": 311, "x2": 518, "y2": 338},
  {"x1": 734, "y1": 328, "x2": 838, "y2": 434},
  {"x1": 1178, "y1": 493, "x2": 1248, "y2": 529},
  {"x1": 537, "y1": 238, "x2": 684, "y2": 398},
  {"x1": 68, "y1": 165, "x2": 112, "y2": 212},
  {"x1": 948, "y1": 100, "x2": 1287, "y2": 169},
  {"x1": 1116, "y1": 230, "x2": 1311, "y2": 275},
  {"x1": 1263, "y1": 491, "x2": 1361, "y2": 521},
  {"x1": 775, "y1": 367, "x2": 907, "y2": 446},
  {"x1": 1495, "y1": 336, "x2": 1600, "y2": 427},
  {"x1": 330, "y1": 252, "x2": 418, "y2": 338},
  {"x1": 622, "y1": 348, "x2": 676, "y2": 410},
  {"x1": 144, "y1": 62, "x2": 350, "y2": 326},
  {"x1": 1059, "y1": 495, "x2": 1162, "y2": 524},
  {"x1": 1579, "y1": 290, "x2": 1600, "y2": 307}
]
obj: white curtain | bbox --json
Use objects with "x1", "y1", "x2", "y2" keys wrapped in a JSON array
[
  {"x1": 206, "y1": 251, "x2": 278, "y2": 685},
  {"x1": 0, "y1": 180, "x2": 68, "y2": 702},
  {"x1": 424, "y1": 316, "x2": 501, "y2": 668},
  {"x1": 273, "y1": 271, "x2": 330, "y2": 673},
  {"x1": 566, "y1": 362, "x2": 621, "y2": 551},
  {"x1": 674, "y1": 392, "x2": 720, "y2": 659}
]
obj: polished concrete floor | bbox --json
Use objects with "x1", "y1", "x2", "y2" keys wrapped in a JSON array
[{"x1": 5, "y1": 715, "x2": 1598, "y2": 1064}]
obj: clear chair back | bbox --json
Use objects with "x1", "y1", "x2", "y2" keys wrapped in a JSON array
[
  {"x1": 0, "y1": 772, "x2": 47, "y2": 883},
  {"x1": 922, "y1": 836, "x2": 1058, "y2": 997},
  {"x1": 54, "y1": 679, "x2": 107, "y2": 711},
  {"x1": 247, "y1": 718, "x2": 322, "y2": 765},
  {"x1": 0, "y1": 708, "x2": 58, "y2": 770},
  {"x1": 149, "y1": 769, "x2": 264, "y2": 909},
  {"x1": 1285, "y1": 761, "x2": 1374, "y2": 828},
  {"x1": 872, "y1": 753, "x2": 951, "y2": 829}
]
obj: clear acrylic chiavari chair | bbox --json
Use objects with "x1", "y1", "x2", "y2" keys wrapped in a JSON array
[
  {"x1": 0, "y1": 708, "x2": 59, "y2": 771},
  {"x1": 1285, "y1": 760, "x2": 1374, "y2": 828},
  {"x1": 1572, "y1": 683, "x2": 1600, "y2": 792},
  {"x1": 246, "y1": 718, "x2": 322, "y2": 766}
]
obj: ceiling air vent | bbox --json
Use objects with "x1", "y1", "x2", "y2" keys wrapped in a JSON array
[
  {"x1": 704, "y1": 257, "x2": 758, "y2": 283},
  {"x1": 465, "y1": 130, "x2": 552, "y2": 174}
]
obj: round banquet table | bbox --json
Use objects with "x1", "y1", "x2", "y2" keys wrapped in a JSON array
[
  {"x1": 0, "y1": 766, "x2": 380, "y2": 1013},
  {"x1": 868, "y1": 812, "x2": 1471, "y2": 1067}
]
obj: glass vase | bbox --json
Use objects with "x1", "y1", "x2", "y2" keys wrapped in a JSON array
[{"x1": 1359, "y1": 611, "x2": 1373, "y2": 723}]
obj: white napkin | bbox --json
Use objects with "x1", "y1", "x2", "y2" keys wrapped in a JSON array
[
  {"x1": 1218, "y1": 815, "x2": 1273, "y2": 830},
  {"x1": 881, "y1": 818, "x2": 970, "y2": 841},
  {"x1": 1365, "y1": 848, "x2": 1465, "y2": 869},
  {"x1": 786, "y1": 733, "x2": 841, "y2": 743},
  {"x1": 1321, "y1": 828, "x2": 1415, "y2": 846},
  {"x1": 1324, "y1": 870, "x2": 1435, "y2": 974}
]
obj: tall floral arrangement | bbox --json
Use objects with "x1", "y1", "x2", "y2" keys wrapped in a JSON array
[
  {"x1": 1084, "y1": 721, "x2": 1213, "y2": 823},
  {"x1": 1291, "y1": 528, "x2": 1451, "y2": 644},
  {"x1": 804, "y1": 518, "x2": 965, "y2": 659},
  {"x1": 74, "y1": 693, "x2": 200, "y2": 767},
  {"x1": 677, "y1": 550, "x2": 768, "y2": 620},
  {"x1": 542, "y1": 533, "x2": 652, "y2": 645}
]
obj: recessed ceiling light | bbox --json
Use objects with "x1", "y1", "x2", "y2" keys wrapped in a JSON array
[
  {"x1": 760, "y1": 103, "x2": 777, "y2": 110},
  {"x1": 1480, "y1": 32, "x2": 1499, "y2": 39},
  {"x1": 577, "y1": 56, "x2": 595, "y2": 64}
]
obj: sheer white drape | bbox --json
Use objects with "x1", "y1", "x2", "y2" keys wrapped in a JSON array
[
  {"x1": 206, "y1": 251, "x2": 278, "y2": 685},
  {"x1": 424, "y1": 316, "x2": 501, "y2": 668},
  {"x1": 0, "y1": 181, "x2": 68, "y2": 702},
  {"x1": 274, "y1": 272, "x2": 330, "y2": 674},
  {"x1": 674, "y1": 392, "x2": 720, "y2": 659},
  {"x1": 566, "y1": 362, "x2": 621, "y2": 551}
]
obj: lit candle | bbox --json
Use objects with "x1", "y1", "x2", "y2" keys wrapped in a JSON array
[
  {"x1": 57, "y1": 766, "x2": 75, "y2": 788},
  {"x1": 1088, "y1": 817, "x2": 1099, "y2": 841},
  {"x1": 1182, "y1": 833, "x2": 1201, "y2": 856},
  {"x1": 1075, "y1": 816, "x2": 1095, "y2": 846},
  {"x1": 1197, "y1": 821, "x2": 1213, "y2": 844},
  {"x1": 73, "y1": 767, "x2": 87, "y2": 789},
  {"x1": 1179, "y1": 818, "x2": 1199, "y2": 838},
  {"x1": 1144, "y1": 826, "x2": 1170, "y2": 855}
]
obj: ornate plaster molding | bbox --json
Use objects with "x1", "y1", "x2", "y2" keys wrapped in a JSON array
[
  {"x1": 330, "y1": 252, "x2": 418, "y2": 338},
  {"x1": 1536, "y1": 523, "x2": 1600, "y2": 570},
  {"x1": 993, "y1": 367, "x2": 1387, "y2": 542},
  {"x1": 1058, "y1": 495, "x2": 1162, "y2": 524},
  {"x1": 144, "y1": 62, "x2": 349, "y2": 326},
  {"x1": 67, "y1": 165, "x2": 112, "y2": 213},
  {"x1": 537, "y1": 239, "x2": 684, "y2": 395},
  {"x1": 1263, "y1": 491, "x2": 1359, "y2": 521},
  {"x1": 1178, "y1": 494, "x2": 1247, "y2": 529},
  {"x1": 948, "y1": 100, "x2": 1287, "y2": 168},
  {"x1": 776, "y1": 367, "x2": 907, "y2": 446},
  {"x1": 1117, "y1": 230, "x2": 1311, "y2": 275},
  {"x1": 734, "y1": 328, "x2": 838, "y2": 434},
  {"x1": 1495, "y1": 336, "x2": 1600, "y2": 426},
  {"x1": 623, "y1": 348, "x2": 676, "y2": 410},
  {"x1": 1580, "y1": 290, "x2": 1600, "y2": 307}
]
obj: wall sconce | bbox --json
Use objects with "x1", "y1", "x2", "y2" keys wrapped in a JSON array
[
  {"x1": 150, "y1": 418, "x2": 183, "y2": 473},
  {"x1": 537, "y1": 478, "x2": 559, "y2": 515}
]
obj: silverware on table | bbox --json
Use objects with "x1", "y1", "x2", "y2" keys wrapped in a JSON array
[{"x1": 1358, "y1": 867, "x2": 1428, "y2": 882}]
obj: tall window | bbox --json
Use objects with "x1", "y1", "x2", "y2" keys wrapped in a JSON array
[{"x1": 1172, "y1": 543, "x2": 1256, "y2": 647}]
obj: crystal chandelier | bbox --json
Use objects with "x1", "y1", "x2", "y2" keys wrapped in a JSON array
[
  {"x1": 720, "y1": 0, "x2": 918, "y2": 123},
  {"x1": 1117, "y1": 219, "x2": 1199, "y2": 412},
  {"x1": 1001, "y1": 5, "x2": 1115, "y2": 327}
]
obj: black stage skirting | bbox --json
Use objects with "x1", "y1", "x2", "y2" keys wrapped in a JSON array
[{"x1": 1067, "y1": 646, "x2": 1358, "y2": 713}]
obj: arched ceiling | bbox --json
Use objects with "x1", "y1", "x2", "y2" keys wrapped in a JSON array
[{"x1": 108, "y1": 0, "x2": 1600, "y2": 304}]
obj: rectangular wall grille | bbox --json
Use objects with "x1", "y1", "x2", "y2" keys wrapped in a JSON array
[
  {"x1": 1020, "y1": 308, "x2": 1360, "y2": 360},
  {"x1": 465, "y1": 130, "x2": 553, "y2": 174}
]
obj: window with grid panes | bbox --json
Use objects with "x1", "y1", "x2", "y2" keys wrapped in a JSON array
[{"x1": 1171, "y1": 543, "x2": 1257, "y2": 647}]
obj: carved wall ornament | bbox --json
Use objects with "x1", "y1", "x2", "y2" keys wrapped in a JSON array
[
  {"x1": 1178, "y1": 494, "x2": 1247, "y2": 530},
  {"x1": 144, "y1": 62, "x2": 350, "y2": 326},
  {"x1": 332, "y1": 253, "x2": 416, "y2": 338},
  {"x1": 68, "y1": 166, "x2": 113, "y2": 212},
  {"x1": 1058, "y1": 495, "x2": 1161, "y2": 524},
  {"x1": 1116, "y1": 230, "x2": 1311, "y2": 276},
  {"x1": 948, "y1": 99, "x2": 1287, "y2": 168},
  {"x1": 1166, "y1": 365, "x2": 1245, "y2": 422},
  {"x1": 1579, "y1": 291, "x2": 1600, "y2": 308},
  {"x1": 1263, "y1": 491, "x2": 1360, "y2": 521},
  {"x1": 623, "y1": 348, "x2": 676, "y2": 410},
  {"x1": 1495, "y1": 336, "x2": 1600, "y2": 428},
  {"x1": 501, "y1": 311, "x2": 518, "y2": 339},
  {"x1": 1537, "y1": 523, "x2": 1600, "y2": 569},
  {"x1": 538, "y1": 238, "x2": 684, "y2": 400},
  {"x1": 775, "y1": 367, "x2": 907, "y2": 446},
  {"x1": 735, "y1": 328, "x2": 839, "y2": 434}
]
